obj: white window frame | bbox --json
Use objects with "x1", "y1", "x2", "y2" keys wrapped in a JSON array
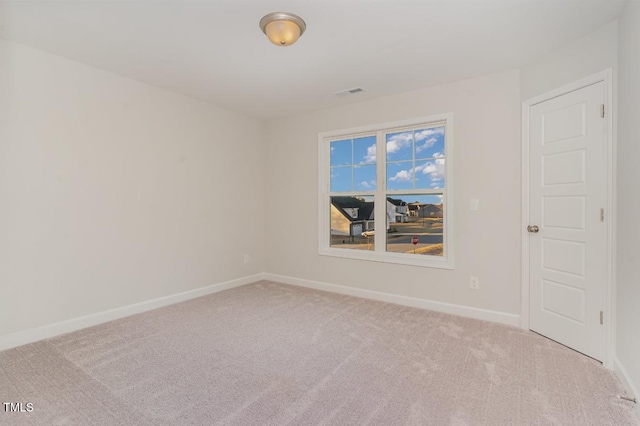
[{"x1": 318, "y1": 114, "x2": 454, "y2": 269}]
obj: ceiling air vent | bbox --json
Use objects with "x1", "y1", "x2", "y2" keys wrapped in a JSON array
[{"x1": 334, "y1": 87, "x2": 364, "y2": 97}]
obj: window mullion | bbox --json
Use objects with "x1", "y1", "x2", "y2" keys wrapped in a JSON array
[
  {"x1": 374, "y1": 130, "x2": 385, "y2": 254},
  {"x1": 386, "y1": 189, "x2": 445, "y2": 196},
  {"x1": 412, "y1": 130, "x2": 416, "y2": 189},
  {"x1": 350, "y1": 138, "x2": 355, "y2": 191}
]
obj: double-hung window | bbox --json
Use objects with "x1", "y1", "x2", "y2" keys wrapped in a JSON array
[{"x1": 318, "y1": 114, "x2": 454, "y2": 269}]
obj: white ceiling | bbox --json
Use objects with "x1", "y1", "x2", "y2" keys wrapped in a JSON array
[{"x1": 0, "y1": 1, "x2": 626, "y2": 119}]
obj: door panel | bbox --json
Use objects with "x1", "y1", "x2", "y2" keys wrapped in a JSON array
[
  {"x1": 542, "y1": 102, "x2": 586, "y2": 143},
  {"x1": 542, "y1": 280, "x2": 585, "y2": 322},
  {"x1": 543, "y1": 150, "x2": 585, "y2": 185},
  {"x1": 543, "y1": 196, "x2": 585, "y2": 229},
  {"x1": 542, "y1": 239, "x2": 586, "y2": 276},
  {"x1": 529, "y1": 82, "x2": 606, "y2": 361}
]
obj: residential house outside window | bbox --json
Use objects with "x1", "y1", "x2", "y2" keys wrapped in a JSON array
[{"x1": 318, "y1": 114, "x2": 454, "y2": 269}]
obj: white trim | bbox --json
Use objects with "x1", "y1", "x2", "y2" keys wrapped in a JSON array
[
  {"x1": 1, "y1": 271, "x2": 521, "y2": 352},
  {"x1": 614, "y1": 357, "x2": 640, "y2": 419},
  {"x1": 604, "y1": 68, "x2": 617, "y2": 371},
  {"x1": 525, "y1": 71, "x2": 612, "y2": 106},
  {"x1": 317, "y1": 247, "x2": 454, "y2": 269},
  {"x1": 521, "y1": 69, "x2": 616, "y2": 368},
  {"x1": 264, "y1": 273, "x2": 520, "y2": 327},
  {"x1": 0, "y1": 273, "x2": 266, "y2": 352},
  {"x1": 318, "y1": 114, "x2": 454, "y2": 269},
  {"x1": 318, "y1": 114, "x2": 452, "y2": 140},
  {"x1": 520, "y1": 99, "x2": 531, "y2": 331},
  {"x1": 318, "y1": 131, "x2": 328, "y2": 255}
]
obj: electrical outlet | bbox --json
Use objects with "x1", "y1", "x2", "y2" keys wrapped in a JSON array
[
  {"x1": 244, "y1": 254, "x2": 250, "y2": 264},
  {"x1": 470, "y1": 199, "x2": 479, "y2": 212},
  {"x1": 470, "y1": 276, "x2": 480, "y2": 290}
]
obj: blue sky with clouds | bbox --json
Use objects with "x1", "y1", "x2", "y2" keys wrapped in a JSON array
[
  {"x1": 330, "y1": 127, "x2": 445, "y2": 193},
  {"x1": 330, "y1": 135, "x2": 377, "y2": 191}
]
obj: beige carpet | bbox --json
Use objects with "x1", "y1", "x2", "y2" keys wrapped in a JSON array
[{"x1": 1, "y1": 281, "x2": 637, "y2": 425}]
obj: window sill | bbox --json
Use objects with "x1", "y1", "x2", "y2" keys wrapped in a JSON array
[{"x1": 318, "y1": 247, "x2": 454, "y2": 270}]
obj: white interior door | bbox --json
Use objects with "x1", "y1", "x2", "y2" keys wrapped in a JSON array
[{"x1": 528, "y1": 81, "x2": 606, "y2": 361}]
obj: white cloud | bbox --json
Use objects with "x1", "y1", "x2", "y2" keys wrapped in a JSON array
[
  {"x1": 388, "y1": 158, "x2": 445, "y2": 187},
  {"x1": 363, "y1": 144, "x2": 377, "y2": 163},
  {"x1": 416, "y1": 137, "x2": 437, "y2": 154},
  {"x1": 361, "y1": 130, "x2": 443, "y2": 163},
  {"x1": 357, "y1": 180, "x2": 376, "y2": 189},
  {"x1": 414, "y1": 127, "x2": 445, "y2": 142},
  {"x1": 418, "y1": 159, "x2": 445, "y2": 183},
  {"x1": 389, "y1": 169, "x2": 413, "y2": 182},
  {"x1": 386, "y1": 133, "x2": 412, "y2": 156}
]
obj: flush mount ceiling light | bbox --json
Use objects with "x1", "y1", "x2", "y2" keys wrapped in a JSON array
[{"x1": 259, "y1": 12, "x2": 306, "y2": 47}]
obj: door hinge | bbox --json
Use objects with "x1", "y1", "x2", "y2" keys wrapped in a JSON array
[
  {"x1": 600, "y1": 208, "x2": 605, "y2": 222},
  {"x1": 600, "y1": 104, "x2": 605, "y2": 118},
  {"x1": 600, "y1": 311, "x2": 604, "y2": 325}
]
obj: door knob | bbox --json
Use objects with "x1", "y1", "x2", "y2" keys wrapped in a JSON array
[{"x1": 527, "y1": 225, "x2": 539, "y2": 233}]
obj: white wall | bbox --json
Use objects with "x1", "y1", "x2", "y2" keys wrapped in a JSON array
[
  {"x1": 520, "y1": 21, "x2": 617, "y2": 100},
  {"x1": 266, "y1": 70, "x2": 521, "y2": 316},
  {"x1": 0, "y1": 40, "x2": 266, "y2": 337},
  {"x1": 616, "y1": 0, "x2": 640, "y2": 406}
]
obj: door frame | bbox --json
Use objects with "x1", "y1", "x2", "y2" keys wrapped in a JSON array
[{"x1": 520, "y1": 69, "x2": 616, "y2": 368}]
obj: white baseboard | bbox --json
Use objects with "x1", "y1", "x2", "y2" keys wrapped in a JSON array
[
  {"x1": 0, "y1": 273, "x2": 266, "y2": 352},
  {"x1": 614, "y1": 357, "x2": 640, "y2": 418},
  {"x1": 0, "y1": 272, "x2": 523, "y2": 353},
  {"x1": 264, "y1": 273, "x2": 521, "y2": 327}
]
